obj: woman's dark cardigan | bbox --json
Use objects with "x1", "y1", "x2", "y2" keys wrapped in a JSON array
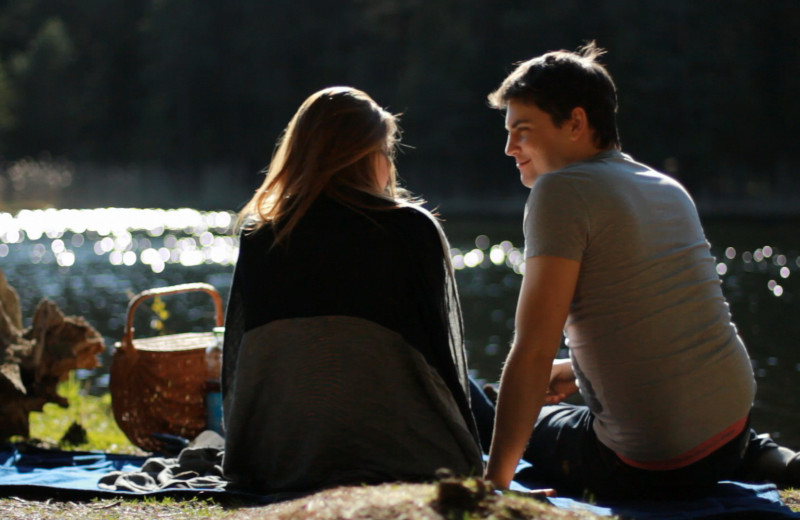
[{"x1": 221, "y1": 193, "x2": 482, "y2": 492}]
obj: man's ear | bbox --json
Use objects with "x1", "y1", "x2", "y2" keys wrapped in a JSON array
[{"x1": 567, "y1": 107, "x2": 589, "y2": 140}]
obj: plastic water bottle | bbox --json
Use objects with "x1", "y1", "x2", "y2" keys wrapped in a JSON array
[{"x1": 204, "y1": 327, "x2": 224, "y2": 434}]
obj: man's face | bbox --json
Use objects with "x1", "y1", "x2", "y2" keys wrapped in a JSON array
[{"x1": 504, "y1": 99, "x2": 573, "y2": 188}]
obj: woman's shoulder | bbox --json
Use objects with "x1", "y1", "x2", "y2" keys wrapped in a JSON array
[
  {"x1": 379, "y1": 201, "x2": 443, "y2": 237},
  {"x1": 327, "y1": 190, "x2": 441, "y2": 231},
  {"x1": 239, "y1": 194, "x2": 443, "y2": 247},
  {"x1": 236, "y1": 219, "x2": 278, "y2": 253},
  {"x1": 390, "y1": 200, "x2": 437, "y2": 222}
]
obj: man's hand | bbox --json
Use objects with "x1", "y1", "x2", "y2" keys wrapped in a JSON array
[{"x1": 545, "y1": 358, "x2": 578, "y2": 404}]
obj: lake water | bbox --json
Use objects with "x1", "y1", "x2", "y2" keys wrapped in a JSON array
[{"x1": 1, "y1": 208, "x2": 798, "y2": 448}]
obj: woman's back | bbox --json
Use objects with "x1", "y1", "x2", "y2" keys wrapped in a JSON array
[
  {"x1": 236, "y1": 194, "x2": 448, "y2": 367},
  {"x1": 222, "y1": 194, "x2": 482, "y2": 492}
]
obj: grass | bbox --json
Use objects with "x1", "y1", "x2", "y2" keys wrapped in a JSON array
[
  {"x1": 4, "y1": 379, "x2": 800, "y2": 518},
  {"x1": 25, "y1": 374, "x2": 142, "y2": 455},
  {"x1": 0, "y1": 495, "x2": 230, "y2": 520}
]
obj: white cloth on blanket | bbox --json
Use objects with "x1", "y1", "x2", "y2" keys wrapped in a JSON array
[{"x1": 98, "y1": 444, "x2": 227, "y2": 492}]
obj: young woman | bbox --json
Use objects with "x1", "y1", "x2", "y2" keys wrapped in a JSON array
[{"x1": 221, "y1": 87, "x2": 482, "y2": 493}]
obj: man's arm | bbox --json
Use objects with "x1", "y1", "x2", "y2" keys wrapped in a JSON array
[{"x1": 484, "y1": 255, "x2": 581, "y2": 489}]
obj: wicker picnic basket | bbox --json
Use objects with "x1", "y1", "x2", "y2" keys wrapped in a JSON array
[{"x1": 110, "y1": 283, "x2": 224, "y2": 453}]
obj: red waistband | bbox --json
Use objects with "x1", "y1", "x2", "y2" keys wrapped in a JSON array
[{"x1": 616, "y1": 416, "x2": 748, "y2": 471}]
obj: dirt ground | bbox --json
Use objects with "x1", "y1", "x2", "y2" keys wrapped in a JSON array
[
  {"x1": 0, "y1": 479, "x2": 605, "y2": 520},
  {"x1": 2, "y1": 479, "x2": 798, "y2": 519},
  {"x1": 228, "y1": 480, "x2": 601, "y2": 520}
]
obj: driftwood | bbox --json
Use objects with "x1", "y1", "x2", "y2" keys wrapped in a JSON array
[{"x1": 0, "y1": 268, "x2": 105, "y2": 440}]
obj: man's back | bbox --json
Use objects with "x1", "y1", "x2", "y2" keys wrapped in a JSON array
[
  {"x1": 524, "y1": 149, "x2": 755, "y2": 463},
  {"x1": 485, "y1": 42, "x2": 799, "y2": 496}
]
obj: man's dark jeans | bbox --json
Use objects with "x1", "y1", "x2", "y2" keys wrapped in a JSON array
[{"x1": 468, "y1": 379, "x2": 775, "y2": 500}]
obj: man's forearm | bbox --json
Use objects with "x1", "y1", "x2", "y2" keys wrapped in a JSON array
[
  {"x1": 485, "y1": 255, "x2": 580, "y2": 489},
  {"x1": 485, "y1": 344, "x2": 553, "y2": 488}
]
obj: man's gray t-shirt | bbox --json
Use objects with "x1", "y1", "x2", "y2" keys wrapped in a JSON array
[{"x1": 524, "y1": 149, "x2": 755, "y2": 463}]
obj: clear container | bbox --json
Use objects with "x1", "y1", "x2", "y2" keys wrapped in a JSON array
[{"x1": 204, "y1": 326, "x2": 224, "y2": 434}]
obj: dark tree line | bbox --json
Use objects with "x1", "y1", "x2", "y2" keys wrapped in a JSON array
[{"x1": 1, "y1": 0, "x2": 799, "y2": 211}]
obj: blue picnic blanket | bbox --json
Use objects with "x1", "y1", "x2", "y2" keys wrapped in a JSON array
[
  {"x1": 512, "y1": 472, "x2": 798, "y2": 519},
  {"x1": 0, "y1": 444, "x2": 149, "y2": 498},
  {"x1": 1, "y1": 443, "x2": 798, "y2": 518}
]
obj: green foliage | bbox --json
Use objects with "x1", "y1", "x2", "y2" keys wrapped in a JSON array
[
  {"x1": 149, "y1": 294, "x2": 171, "y2": 334},
  {"x1": 0, "y1": 61, "x2": 14, "y2": 134},
  {"x1": 0, "y1": 1, "x2": 799, "y2": 207},
  {"x1": 6, "y1": 16, "x2": 78, "y2": 157},
  {"x1": 26, "y1": 373, "x2": 141, "y2": 454}
]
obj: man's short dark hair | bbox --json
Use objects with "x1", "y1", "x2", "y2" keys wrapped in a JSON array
[{"x1": 488, "y1": 41, "x2": 620, "y2": 150}]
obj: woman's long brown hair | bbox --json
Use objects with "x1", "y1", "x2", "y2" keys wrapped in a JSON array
[{"x1": 238, "y1": 87, "x2": 412, "y2": 242}]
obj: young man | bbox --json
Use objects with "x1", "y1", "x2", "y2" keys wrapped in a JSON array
[{"x1": 483, "y1": 42, "x2": 800, "y2": 499}]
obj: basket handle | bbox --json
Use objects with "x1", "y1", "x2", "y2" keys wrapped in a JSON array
[{"x1": 120, "y1": 282, "x2": 224, "y2": 353}]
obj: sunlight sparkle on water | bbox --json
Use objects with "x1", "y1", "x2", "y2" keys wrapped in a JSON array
[
  {"x1": 475, "y1": 235, "x2": 490, "y2": 250},
  {"x1": 56, "y1": 251, "x2": 75, "y2": 267},
  {"x1": 140, "y1": 248, "x2": 161, "y2": 265},
  {"x1": 94, "y1": 237, "x2": 113, "y2": 254},
  {"x1": 122, "y1": 251, "x2": 137, "y2": 266},
  {"x1": 463, "y1": 249, "x2": 485, "y2": 268},
  {"x1": 2, "y1": 229, "x2": 21, "y2": 243},
  {"x1": 450, "y1": 248, "x2": 465, "y2": 270},
  {"x1": 490, "y1": 245, "x2": 506, "y2": 265},
  {"x1": 768, "y1": 279, "x2": 784, "y2": 297},
  {"x1": 1, "y1": 208, "x2": 238, "y2": 273},
  {"x1": 180, "y1": 250, "x2": 204, "y2": 267},
  {"x1": 505, "y1": 248, "x2": 525, "y2": 274},
  {"x1": 199, "y1": 231, "x2": 214, "y2": 247},
  {"x1": 452, "y1": 240, "x2": 525, "y2": 272}
]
